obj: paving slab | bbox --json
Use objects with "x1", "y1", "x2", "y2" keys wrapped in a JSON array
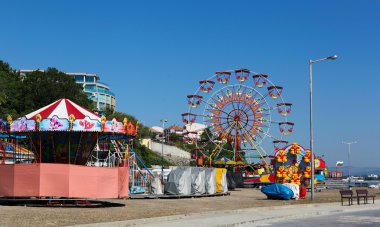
[{"x1": 76, "y1": 201, "x2": 380, "y2": 227}]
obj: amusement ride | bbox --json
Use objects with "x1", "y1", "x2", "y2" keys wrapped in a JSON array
[
  {"x1": 0, "y1": 98, "x2": 139, "y2": 198},
  {"x1": 182, "y1": 68, "x2": 295, "y2": 169}
]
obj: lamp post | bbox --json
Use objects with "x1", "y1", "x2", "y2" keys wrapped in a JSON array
[
  {"x1": 342, "y1": 141, "x2": 357, "y2": 186},
  {"x1": 160, "y1": 119, "x2": 168, "y2": 182},
  {"x1": 309, "y1": 55, "x2": 337, "y2": 200}
]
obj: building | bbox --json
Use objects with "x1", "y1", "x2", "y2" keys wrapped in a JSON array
[
  {"x1": 367, "y1": 174, "x2": 378, "y2": 179},
  {"x1": 67, "y1": 72, "x2": 116, "y2": 112},
  {"x1": 184, "y1": 123, "x2": 207, "y2": 139},
  {"x1": 328, "y1": 170, "x2": 343, "y2": 179},
  {"x1": 19, "y1": 70, "x2": 116, "y2": 112},
  {"x1": 168, "y1": 125, "x2": 184, "y2": 134}
]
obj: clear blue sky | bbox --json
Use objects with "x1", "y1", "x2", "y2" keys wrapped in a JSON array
[{"x1": 1, "y1": 1, "x2": 379, "y2": 167}]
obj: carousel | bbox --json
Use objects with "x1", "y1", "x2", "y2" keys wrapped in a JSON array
[{"x1": 0, "y1": 98, "x2": 137, "y2": 199}]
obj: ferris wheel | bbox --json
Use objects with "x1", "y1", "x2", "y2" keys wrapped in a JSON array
[{"x1": 182, "y1": 68, "x2": 294, "y2": 166}]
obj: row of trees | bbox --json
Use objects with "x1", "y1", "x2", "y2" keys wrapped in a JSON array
[
  {"x1": 0, "y1": 60, "x2": 168, "y2": 167},
  {"x1": 0, "y1": 61, "x2": 92, "y2": 119}
]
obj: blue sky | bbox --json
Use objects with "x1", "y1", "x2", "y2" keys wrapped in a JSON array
[{"x1": 1, "y1": 1, "x2": 379, "y2": 167}]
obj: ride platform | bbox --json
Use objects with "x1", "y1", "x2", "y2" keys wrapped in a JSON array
[
  {"x1": 0, "y1": 197, "x2": 125, "y2": 207},
  {"x1": 129, "y1": 192, "x2": 230, "y2": 199}
]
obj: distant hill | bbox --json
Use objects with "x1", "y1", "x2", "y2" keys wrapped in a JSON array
[{"x1": 328, "y1": 166, "x2": 380, "y2": 177}]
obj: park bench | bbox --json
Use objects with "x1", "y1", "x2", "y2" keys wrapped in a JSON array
[
  {"x1": 356, "y1": 189, "x2": 376, "y2": 204},
  {"x1": 340, "y1": 190, "x2": 356, "y2": 206}
]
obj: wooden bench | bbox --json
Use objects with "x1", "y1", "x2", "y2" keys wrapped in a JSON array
[
  {"x1": 356, "y1": 189, "x2": 376, "y2": 204},
  {"x1": 340, "y1": 190, "x2": 356, "y2": 206}
]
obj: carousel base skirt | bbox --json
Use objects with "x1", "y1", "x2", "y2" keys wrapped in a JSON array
[{"x1": 0, "y1": 163, "x2": 129, "y2": 199}]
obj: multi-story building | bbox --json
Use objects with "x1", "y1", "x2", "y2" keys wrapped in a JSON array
[
  {"x1": 67, "y1": 72, "x2": 116, "y2": 112},
  {"x1": 19, "y1": 70, "x2": 116, "y2": 112}
]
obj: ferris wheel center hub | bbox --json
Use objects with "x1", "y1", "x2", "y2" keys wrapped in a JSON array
[{"x1": 234, "y1": 115, "x2": 241, "y2": 122}]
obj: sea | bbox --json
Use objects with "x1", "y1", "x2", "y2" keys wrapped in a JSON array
[{"x1": 348, "y1": 180, "x2": 380, "y2": 187}]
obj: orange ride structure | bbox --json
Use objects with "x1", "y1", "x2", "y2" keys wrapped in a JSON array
[{"x1": 0, "y1": 99, "x2": 138, "y2": 199}]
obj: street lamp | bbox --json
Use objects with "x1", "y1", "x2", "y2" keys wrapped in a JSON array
[
  {"x1": 160, "y1": 119, "x2": 168, "y2": 182},
  {"x1": 309, "y1": 55, "x2": 338, "y2": 200},
  {"x1": 342, "y1": 141, "x2": 357, "y2": 186}
]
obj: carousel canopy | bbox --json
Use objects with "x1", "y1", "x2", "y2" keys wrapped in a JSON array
[
  {"x1": 25, "y1": 98, "x2": 100, "y2": 121},
  {"x1": 4, "y1": 98, "x2": 137, "y2": 134}
]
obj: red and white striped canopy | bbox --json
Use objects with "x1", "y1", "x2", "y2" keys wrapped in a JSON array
[{"x1": 25, "y1": 99, "x2": 101, "y2": 121}]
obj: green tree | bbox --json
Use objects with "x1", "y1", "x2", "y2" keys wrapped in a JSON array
[
  {"x1": 21, "y1": 68, "x2": 93, "y2": 115},
  {"x1": 0, "y1": 61, "x2": 9, "y2": 105},
  {"x1": 168, "y1": 133, "x2": 181, "y2": 143},
  {"x1": 0, "y1": 71, "x2": 7, "y2": 106},
  {"x1": 0, "y1": 61, "x2": 24, "y2": 118},
  {"x1": 0, "y1": 61, "x2": 93, "y2": 118}
]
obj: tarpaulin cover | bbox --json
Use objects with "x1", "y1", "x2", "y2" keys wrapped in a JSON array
[
  {"x1": 164, "y1": 166, "x2": 191, "y2": 195},
  {"x1": 149, "y1": 177, "x2": 163, "y2": 195},
  {"x1": 216, "y1": 168, "x2": 228, "y2": 193},
  {"x1": 191, "y1": 167, "x2": 206, "y2": 195},
  {"x1": 282, "y1": 183, "x2": 299, "y2": 199},
  {"x1": 205, "y1": 168, "x2": 216, "y2": 194},
  {"x1": 130, "y1": 186, "x2": 145, "y2": 194},
  {"x1": 226, "y1": 171, "x2": 236, "y2": 190},
  {"x1": 261, "y1": 183, "x2": 294, "y2": 200},
  {"x1": 232, "y1": 171, "x2": 244, "y2": 188}
]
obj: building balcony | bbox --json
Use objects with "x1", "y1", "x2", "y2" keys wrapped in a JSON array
[
  {"x1": 84, "y1": 88, "x2": 115, "y2": 97},
  {"x1": 97, "y1": 82, "x2": 110, "y2": 87}
]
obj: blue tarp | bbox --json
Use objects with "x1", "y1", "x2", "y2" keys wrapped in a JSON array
[
  {"x1": 261, "y1": 183, "x2": 294, "y2": 200},
  {"x1": 130, "y1": 186, "x2": 145, "y2": 194}
]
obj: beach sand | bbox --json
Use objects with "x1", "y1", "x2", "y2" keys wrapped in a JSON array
[{"x1": 0, "y1": 188, "x2": 379, "y2": 226}]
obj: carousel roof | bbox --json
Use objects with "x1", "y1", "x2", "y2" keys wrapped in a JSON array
[{"x1": 25, "y1": 99, "x2": 101, "y2": 121}]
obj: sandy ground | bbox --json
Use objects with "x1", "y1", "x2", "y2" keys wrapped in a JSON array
[{"x1": 0, "y1": 188, "x2": 379, "y2": 226}]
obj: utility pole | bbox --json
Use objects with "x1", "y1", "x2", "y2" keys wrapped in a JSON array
[
  {"x1": 342, "y1": 141, "x2": 357, "y2": 186},
  {"x1": 160, "y1": 119, "x2": 168, "y2": 182}
]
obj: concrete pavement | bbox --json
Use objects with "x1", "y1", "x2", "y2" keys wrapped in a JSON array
[
  {"x1": 76, "y1": 201, "x2": 380, "y2": 227},
  {"x1": 262, "y1": 209, "x2": 380, "y2": 226}
]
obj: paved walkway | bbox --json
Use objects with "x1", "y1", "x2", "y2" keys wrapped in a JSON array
[{"x1": 76, "y1": 201, "x2": 380, "y2": 227}]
